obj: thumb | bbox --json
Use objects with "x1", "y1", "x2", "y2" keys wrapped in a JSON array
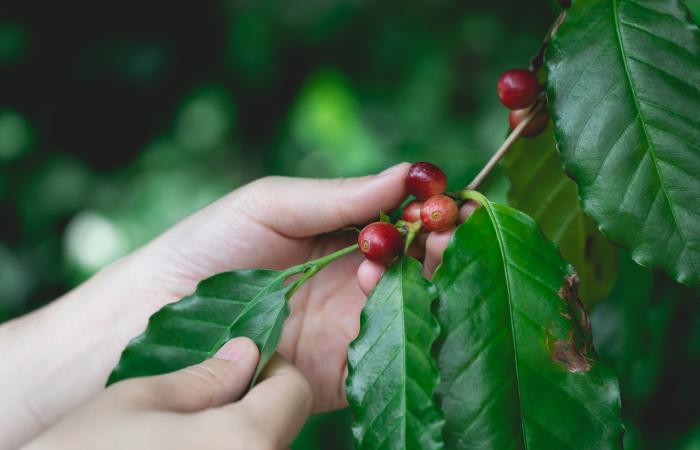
[
  {"x1": 117, "y1": 337, "x2": 260, "y2": 412},
  {"x1": 241, "y1": 162, "x2": 410, "y2": 237}
]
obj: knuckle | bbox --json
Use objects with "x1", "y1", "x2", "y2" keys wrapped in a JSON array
[{"x1": 182, "y1": 362, "x2": 228, "y2": 389}]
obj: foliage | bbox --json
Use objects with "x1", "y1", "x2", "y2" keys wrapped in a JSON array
[
  {"x1": 347, "y1": 257, "x2": 443, "y2": 450},
  {"x1": 434, "y1": 193, "x2": 622, "y2": 449},
  {"x1": 546, "y1": 0, "x2": 700, "y2": 288},
  {"x1": 2, "y1": 0, "x2": 700, "y2": 448},
  {"x1": 503, "y1": 124, "x2": 618, "y2": 304}
]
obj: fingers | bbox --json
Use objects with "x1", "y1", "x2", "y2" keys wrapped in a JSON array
[
  {"x1": 113, "y1": 337, "x2": 259, "y2": 412},
  {"x1": 357, "y1": 259, "x2": 385, "y2": 295},
  {"x1": 423, "y1": 199, "x2": 480, "y2": 278},
  {"x1": 223, "y1": 354, "x2": 313, "y2": 449},
  {"x1": 424, "y1": 228, "x2": 454, "y2": 277},
  {"x1": 357, "y1": 199, "x2": 481, "y2": 292},
  {"x1": 242, "y1": 163, "x2": 410, "y2": 238}
]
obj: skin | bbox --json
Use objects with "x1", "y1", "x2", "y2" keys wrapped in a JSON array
[{"x1": 0, "y1": 163, "x2": 476, "y2": 449}]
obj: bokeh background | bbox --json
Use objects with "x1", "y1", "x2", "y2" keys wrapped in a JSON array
[{"x1": 1, "y1": 1, "x2": 699, "y2": 448}]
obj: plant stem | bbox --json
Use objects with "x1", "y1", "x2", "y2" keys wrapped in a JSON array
[
  {"x1": 466, "y1": 99, "x2": 545, "y2": 190},
  {"x1": 403, "y1": 221, "x2": 422, "y2": 254},
  {"x1": 457, "y1": 189, "x2": 489, "y2": 207},
  {"x1": 285, "y1": 243, "x2": 358, "y2": 299}
]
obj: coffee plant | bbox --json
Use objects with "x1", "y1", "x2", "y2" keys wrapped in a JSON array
[{"x1": 108, "y1": 0, "x2": 700, "y2": 448}]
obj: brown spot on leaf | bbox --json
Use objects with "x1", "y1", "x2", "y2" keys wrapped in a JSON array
[
  {"x1": 551, "y1": 339, "x2": 591, "y2": 373},
  {"x1": 557, "y1": 273, "x2": 591, "y2": 337}
]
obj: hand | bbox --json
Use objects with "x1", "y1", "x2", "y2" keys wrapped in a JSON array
[
  {"x1": 23, "y1": 338, "x2": 313, "y2": 450},
  {"x1": 1, "y1": 163, "x2": 413, "y2": 447}
]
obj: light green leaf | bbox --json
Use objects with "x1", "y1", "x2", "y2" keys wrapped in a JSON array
[
  {"x1": 346, "y1": 256, "x2": 444, "y2": 450},
  {"x1": 546, "y1": 0, "x2": 700, "y2": 288},
  {"x1": 502, "y1": 124, "x2": 618, "y2": 303},
  {"x1": 434, "y1": 192, "x2": 623, "y2": 449}
]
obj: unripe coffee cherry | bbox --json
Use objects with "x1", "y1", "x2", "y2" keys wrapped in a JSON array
[
  {"x1": 406, "y1": 162, "x2": 447, "y2": 199},
  {"x1": 497, "y1": 69, "x2": 540, "y2": 110},
  {"x1": 509, "y1": 107, "x2": 549, "y2": 138},
  {"x1": 420, "y1": 195, "x2": 459, "y2": 232},
  {"x1": 357, "y1": 222, "x2": 403, "y2": 264},
  {"x1": 401, "y1": 200, "x2": 424, "y2": 223}
]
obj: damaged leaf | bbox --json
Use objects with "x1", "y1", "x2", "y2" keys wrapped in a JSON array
[{"x1": 433, "y1": 191, "x2": 623, "y2": 449}]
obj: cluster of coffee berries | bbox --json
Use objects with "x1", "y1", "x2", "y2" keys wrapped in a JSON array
[
  {"x1": 358, "y1": 162, "x2": 459, "y2": 264},
  {"x1": 497, "y1": 68, "x2": 548, "y2": 138}
]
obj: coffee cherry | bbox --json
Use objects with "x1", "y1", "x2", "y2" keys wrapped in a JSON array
[
  {"x1": 509, "y1": 107, "x2": 549, "y2": 138},
  {"x1": 497, "y1": 69, "x2": 540, "y2": 110},
  {"x1": 420, "y1": 195, "x2": 459, "y2": 232},
  {"x1": 558, "y1": 0, "x2": 571, "y2": 8},
  {"x1": 406, "y1": 162, "x2": 447, "y2": 199},
  {"x1": 401, "y1": 200, "x2": 424, "y2": 223},
  {"x1": 357, "y1": 222, "x2": 403, "y2": 264}
]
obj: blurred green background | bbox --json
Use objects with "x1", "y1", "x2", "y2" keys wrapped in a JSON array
[{"x1": 1, "y1": 1, "x2": 699, "y2": 448}]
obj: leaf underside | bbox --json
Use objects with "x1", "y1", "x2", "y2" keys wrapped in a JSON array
[
  {"x1": 503, "y1": 124, "x2": 618, "y2": 304},
  {"x1": 346, "y1": 256, "x2": 444, "y2": 450},
  {"x1": 433, "y1": 198, "x2": 623, "y2": 449},
  {"x1": 108, "y1": 269, "x2": 290, "y2": 386},
  {"x1": 546, "y1": 0, "x2": 700, "y2": 288}
]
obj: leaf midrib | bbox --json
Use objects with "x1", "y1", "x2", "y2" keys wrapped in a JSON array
[
  {"x1": 398, "y1": 258, "x2": 408, "y2": 449},
  {"x1": 610, "y1": 0, "x2": 691, "y2": 263},
  {"x1": 481, "y1": 201, "x2": 528, "y2": 449},
  {"x1": 206, "y1": 273, "x2": 288, "y2": 358}
]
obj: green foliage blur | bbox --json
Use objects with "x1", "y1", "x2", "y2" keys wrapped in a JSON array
[{"x1": 1, "y1": 1, "x2": 699, "y2": 448}]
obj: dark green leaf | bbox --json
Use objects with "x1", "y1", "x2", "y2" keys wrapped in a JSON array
[
  {"x1": 346, "y1": 256, "x2": 444, "y2": 450},
  {"x1": 546, "y1": 0, "x2": 700, "y2": 288},
  {"x1": 502, "y1": 124, "x2": 618, "y2": 304},
  {"x1": 434, "y1": 193, "x2": 623, "y2": 449},
  {"x1": 108, "y1": 268, "x2": 293, "y2": 385}
]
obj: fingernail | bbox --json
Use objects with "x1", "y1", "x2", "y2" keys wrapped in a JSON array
[
  {"x1": 214, "y1": 337, "x2": 254, "y2": 362},
  {"x1": 377, "y1": 162, "x2": 409, "y2": 178}
]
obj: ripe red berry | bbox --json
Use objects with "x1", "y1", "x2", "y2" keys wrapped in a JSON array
[
  {"x1": 508, "y1": 107, "x2": 549, "y2": 138},
  {"x1": 420, "y1": 195, "x2": 459, "y2": 232},
  {"x1": 401, "y1": 200, "x2": 424, "y2": 223},
  {"x1": 406, "y1": 162, "x2": 447, "y2": 199},
  {"x1": 497, "y1": 69, "x2": 540, "y2": 110},
  {"x1": 357, "y1": 222, "x2": 403, "y2": 264}
]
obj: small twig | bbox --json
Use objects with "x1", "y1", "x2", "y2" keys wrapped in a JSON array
[
  {"x1": 530, "y1": 11, "x2": 567, "y2": 71},
  {"x1": 466, "y1": 100, "x2": 545, "y2": 190}
]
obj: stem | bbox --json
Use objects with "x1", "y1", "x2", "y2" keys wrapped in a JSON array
[
  {"x1": 530, "y1": 11, "x2": 567, "y2": 71},
  {"x1": 403, "y1": 221, "x2": 422, "y2": 254},
  {"x1": 466, "y1": 99, "x2": 545, "y2": 190},
  {"x1": 285, "y1": 244, "x2": 358, "y2": 299},
  {"x1": 457, "y1": 189, "x2": 489, "y2": 207}
]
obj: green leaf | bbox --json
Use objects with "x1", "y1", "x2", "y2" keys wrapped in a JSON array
[
  {"x1": 346, "y1": 256, "x2": 444, "y2": 450},
  {"x1": 545, "y1": 0, "x2": 700, "y2": 288},
  {"x1": 434, "y1": 192, "x2": 623, "y2": 449},
  {"x1": 502, "y1": 125, "x2": 618, "y2": 304},
  {"x1": 107, "y1": 268, "x2": 294, "y2": 386}
]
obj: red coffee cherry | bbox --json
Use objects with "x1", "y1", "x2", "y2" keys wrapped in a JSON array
[
  {"x1": 509, "y1": 107, "x2": 549, "y2": 138},
  {"x1": 406, "y1": 162, "x2": 447, "y2": 199},
  {"x1": 420, "y1": 195, "x2": 459, "y2": 232},
  {"x1": 497, "y1": 69, "x2": 540, "y2": 110},
  {"x1": 357, "y1": 222, "x2": 403, "y2": 264},
  {"x1": 401, "y1": 199, "x2": 424, "y2": 223}
]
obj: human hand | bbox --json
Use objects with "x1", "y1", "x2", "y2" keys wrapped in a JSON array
[
  {"x1": 23, "y1": 338, "x2": 312, "y2": 450},
  {"x1": 2, "y1": 163, "x2": 411, "y2": 446},
  {"x1": 2, "y1": 162, "x2": 477, "y2": 448}
]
